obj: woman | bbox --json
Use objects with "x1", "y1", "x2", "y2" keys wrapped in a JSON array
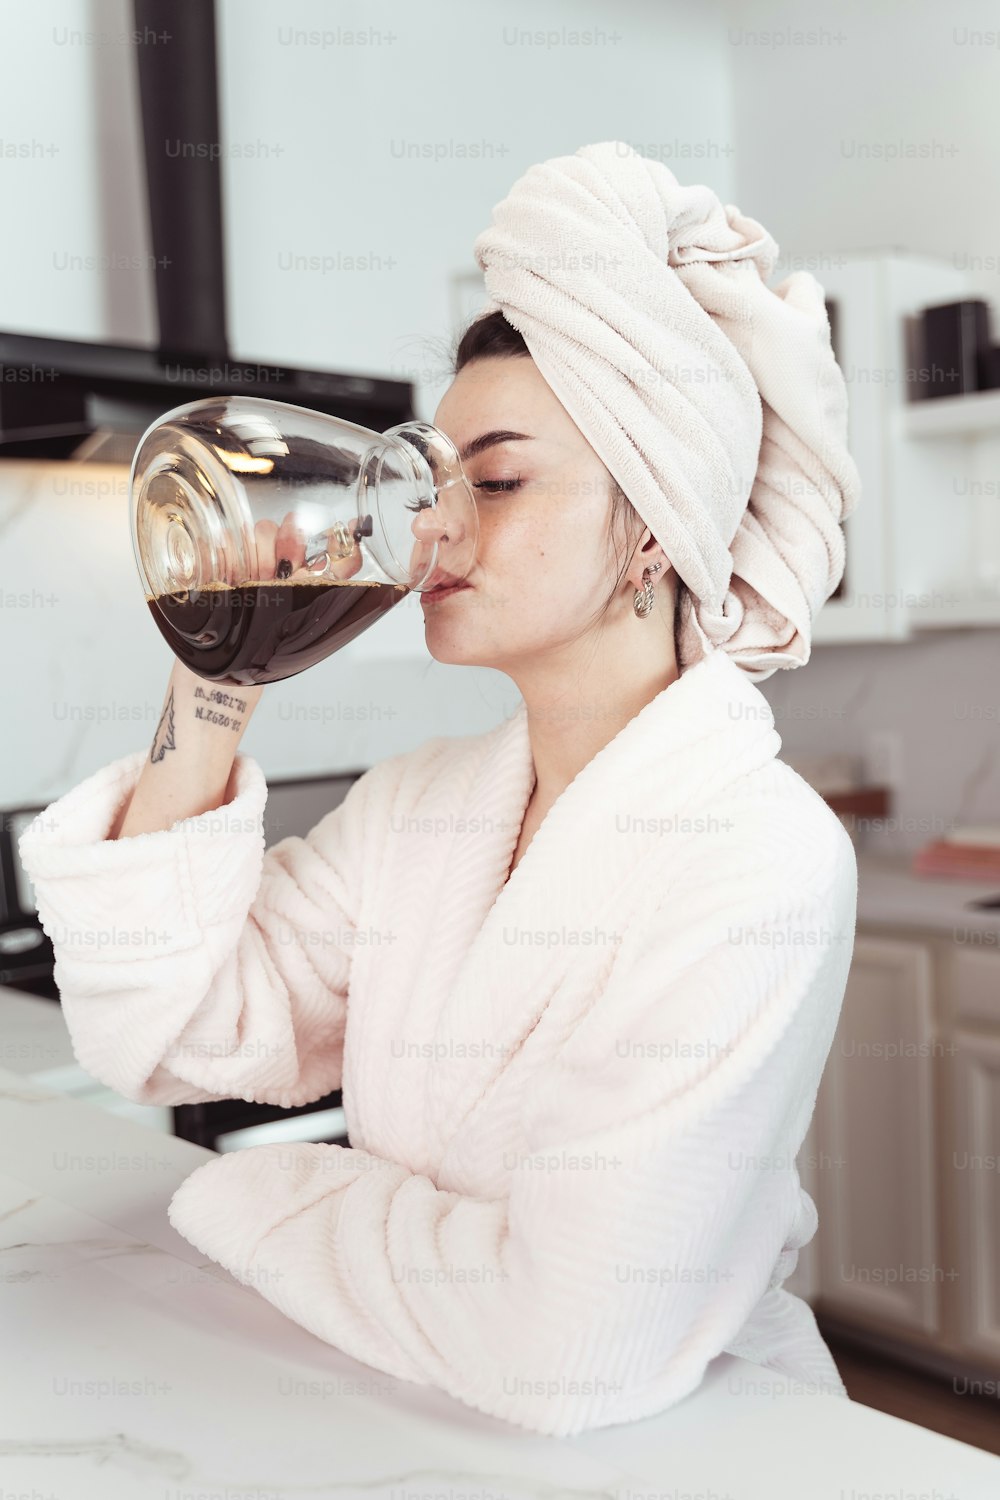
[{"x1": 18, "y1": 142, "x2": 860, "y2": 1438}]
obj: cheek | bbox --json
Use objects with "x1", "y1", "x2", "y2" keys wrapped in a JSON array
[
  {"x1": 476, "y1": 498, "x2": 535, "y2": 568},
  {"x1": 477, "y1": 501, "x2": 610, "y2": 615}
]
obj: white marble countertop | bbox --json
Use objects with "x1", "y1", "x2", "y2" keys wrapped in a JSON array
[
  {"x1": 856, "y1": 850, "x2": 1000, "y2": 937},
  {"x1": 1, "y1": 1058, "x2": 999, "y2": 1498}
]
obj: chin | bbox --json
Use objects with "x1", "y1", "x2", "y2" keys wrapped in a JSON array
[
  {"x1": 422, "y1": 623, "x2": 495, "y2": 670},
  {"x1": 425, "y1": 638, "x2": 486, "y2": 668}
]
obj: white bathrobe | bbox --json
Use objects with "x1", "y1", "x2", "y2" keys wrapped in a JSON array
[{"x1": 18, "y1": 645, "x2": 858, "y2": 1437}]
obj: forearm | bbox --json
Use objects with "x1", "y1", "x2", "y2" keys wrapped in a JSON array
[{"x1": 111, "y1": 659, "x2": 263, "y2": 839}]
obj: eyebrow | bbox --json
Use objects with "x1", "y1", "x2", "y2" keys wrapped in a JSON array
[{"x1": 458, "y1": 429, "x2": 535, "y2": 463}]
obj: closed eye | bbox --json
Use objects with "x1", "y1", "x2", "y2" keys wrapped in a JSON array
[
  {"x1": 474, "y1": 477, "x2": 521, "y2": 493},
  {"x1": 405, "y1": 476, "x2": 521, "y2": 513}
]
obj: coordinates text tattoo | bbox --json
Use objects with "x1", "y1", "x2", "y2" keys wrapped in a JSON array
[
  {"x1": 151, "y1": 687, "x2": 176, "y2": 762},
  {"x1": 192, "y1": 683, "x2": 247, "y2": 733}
]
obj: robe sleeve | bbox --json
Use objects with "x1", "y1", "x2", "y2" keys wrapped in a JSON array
[
  {"x1": 165, "y1": 824, "x2": 859, "y2": 1437},
  {"x1": 17, "y1": 747, "x2": 384, "y2": 1110}
]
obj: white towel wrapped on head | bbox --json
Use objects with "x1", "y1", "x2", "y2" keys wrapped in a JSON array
[{"x1": 472, "y1": 140, "x2": 861, "y2": 681}]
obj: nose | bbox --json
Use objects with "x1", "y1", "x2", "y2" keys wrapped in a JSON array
[
  {"x1": 409, "y1": 504, "x2": 451, "y2": 546},
  {"x1": 412, "y1": 485, "x2": 480, "y2": 543},
  {"x1": 407, "y1": 480, "x2": 479, "y2": 585}
]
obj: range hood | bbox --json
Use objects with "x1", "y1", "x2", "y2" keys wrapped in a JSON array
[
  {"x1": 0, "y1": 0, "x2": 414, "y2": 461},
  {"x1": 0, "y1": 331, "x2": 416, "y2": 463}
]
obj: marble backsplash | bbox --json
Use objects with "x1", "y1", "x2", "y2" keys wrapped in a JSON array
[{"x1": 764, "y1": 629, "x2": 1000, "y2": 858}]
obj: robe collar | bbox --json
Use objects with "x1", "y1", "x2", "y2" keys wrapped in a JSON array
[{"x1": 416, "y1": 644, "x2": 784, "y2": 1162}]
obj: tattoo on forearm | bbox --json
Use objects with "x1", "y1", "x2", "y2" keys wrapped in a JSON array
[
  {"x1": 151, "y1": 688, "x2": 176, "y2": 762},
  {"x1": 192, "y1": 683, "x2": 248, "y2": 733}
]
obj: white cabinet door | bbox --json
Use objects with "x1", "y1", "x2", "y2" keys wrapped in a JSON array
[
  {"x1": 814, "y1": 935, "x2": 940, "y2": 1336},
  {"x1": 810, "y1": 253, "x2": 971, "y2": 645},
  {"x1": 951, "y1": 1030, "x2": 1000, "y2": 1363},
  {"x1": 809, "y1": 256, "x2": 896, "y2": 645}
]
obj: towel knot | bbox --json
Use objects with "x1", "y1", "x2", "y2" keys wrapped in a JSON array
[{"x1": 473, "y1": 140, "x2": 861, "y2": 681}]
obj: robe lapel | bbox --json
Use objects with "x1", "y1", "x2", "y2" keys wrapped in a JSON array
[{"x1": 415, "y1": 646, "x2": 783, "y2": 1164}]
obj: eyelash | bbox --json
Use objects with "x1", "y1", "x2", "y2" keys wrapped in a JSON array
[
  {"x1": 404, "y1": 476, "x2": 521, "y2": 511},
  {"x1": 474, "y1": 476, "x2": 521, "y2": 494}
]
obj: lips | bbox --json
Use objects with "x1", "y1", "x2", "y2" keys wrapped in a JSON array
[
  {"x1": 424, "y1": 567, "x2": 465, "y2": 590},
  {"x1": 422, "y1": 569, "x2": 472, "y2": 600},
  {"x1": 421, "y1": 583, "x2": 471, "y2": 603}
]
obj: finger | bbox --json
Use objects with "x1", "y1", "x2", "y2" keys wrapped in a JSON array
[
  {"x1": 323, "y1": 519, "x2": 364, "y2": 580},
  {"x1": 275, "y1": 511, "x2": 307, "y2": 577},
  {"x1": 253, "y1": 519, "x2": 279, "y2": 580},
  {"x1": 218, "y1": 536, "x2": 232, "y2": 587},
  {"x1": 182, "y1": 530, "x2": 242, "y2": 590},
  {"x1": 340, "y1": 543, "x2": 363, "y2": 579}
]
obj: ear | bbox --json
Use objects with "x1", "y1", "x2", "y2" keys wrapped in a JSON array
[{"x1": 625, "y1": 528, "x2": 671, "y2": 592}]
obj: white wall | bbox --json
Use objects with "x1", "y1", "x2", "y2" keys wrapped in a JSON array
[
  {"x1": 0, "y1": 0, "x2": 154, "y2": 342},
  {"x1": 217, "y1": 0, "x2": 735, "y2": 419},
  {"x1": 726, "y1": 0, "x2": 1000, "y2": 302}
]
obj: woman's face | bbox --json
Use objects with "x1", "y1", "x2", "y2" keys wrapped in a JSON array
[{"x1": 427, "y1": 354, "x2": 651, "y2": 671}]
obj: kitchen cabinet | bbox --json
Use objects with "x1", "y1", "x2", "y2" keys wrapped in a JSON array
[
  {"x1": 951, "y1": 1030, "x2": 1000, "y2": 1363},
  {"x1": 812, "y1": 935, "x2": 940, "y2": 1337},
  {"x1": 809, "y1": 252, "x2": 1000, "y2": 644},
  {"x1": 799, "y1": 920, "x2": 1000, "y2": 1382}
]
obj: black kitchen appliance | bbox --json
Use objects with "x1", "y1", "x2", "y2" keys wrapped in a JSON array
[
  {"x1": 0, "y1": 809, "x2": 59, "y2": 999},
  {"x1": 918, "y1": 298, "x2": 993, "y2": 398}
]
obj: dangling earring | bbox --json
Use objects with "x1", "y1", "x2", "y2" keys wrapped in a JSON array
[{"x1": 633, "y1": 561, "x2": 662, "y2": 619}]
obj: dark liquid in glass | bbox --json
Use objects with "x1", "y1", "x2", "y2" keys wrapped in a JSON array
[{"x1": 147, "y1": 577, "x2": 408, "y2": 685}]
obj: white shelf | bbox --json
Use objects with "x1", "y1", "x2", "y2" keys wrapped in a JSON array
[
  {"x1": 907, "y1": 592, "x2": 1000, "y2": 630},
  {"x1": 902, "y1": 389, "x2": 1000, "y2": 439}
]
